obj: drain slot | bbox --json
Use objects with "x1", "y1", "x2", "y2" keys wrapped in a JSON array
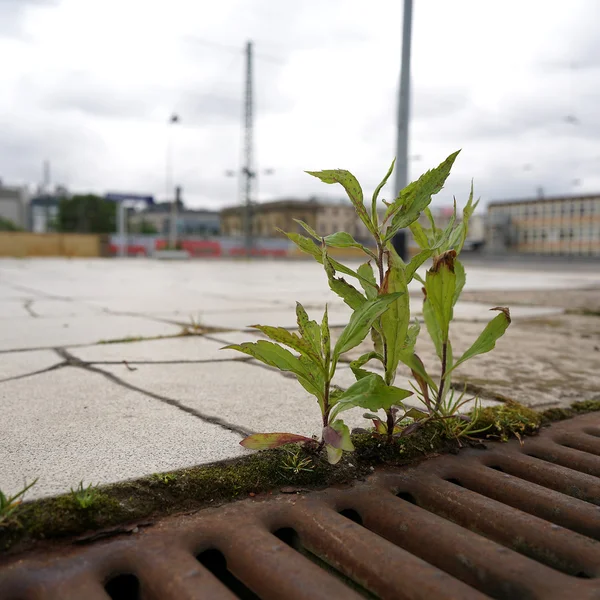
[
  {"x1": 273, "y1": 524, "x2": 376, "y2": 599},
  {"x1": 196, "y1": 549, "x2": 260, "y2": 599},
  {"x1": 104, "y1": 573, "x2": 140, "y2": 600}
]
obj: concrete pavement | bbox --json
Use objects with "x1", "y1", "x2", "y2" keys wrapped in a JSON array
[{"x1": 1, "y1": 257, "x2": 599, "y2": 499}]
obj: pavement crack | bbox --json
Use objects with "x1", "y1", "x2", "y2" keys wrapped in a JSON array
[
  {"x1": 0, "y1": 361, "x2": 68, "y2": 384},
  {"x1": 53, "y1": 348, "x2": 254, "y2": 439},
  {"x1": 23, "y1": 299, "x2": 39, "y2": 318}
]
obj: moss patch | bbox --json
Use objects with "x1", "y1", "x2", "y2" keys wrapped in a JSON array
[
  {"x1": 471, "y1": 400, "x2": 542, "y2": 442},
  {"x1": 1, "y1": 399, "x2": 598, "y2": 557},
  {"x1": 540, "y1": 399, "x2": 600, "y2": 424}
]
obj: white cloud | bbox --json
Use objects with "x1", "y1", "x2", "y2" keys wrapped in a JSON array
[{"x1": 0, "y1": 0, "x2": 598, "y2": 211}]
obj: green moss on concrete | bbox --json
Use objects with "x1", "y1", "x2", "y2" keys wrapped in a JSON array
[
  {"x1": 540, "y1": 399, "x2": 600, "y2": 424},
  {"x1": 471, "y1": 400, "x2": 542, "y2": 442},
  {"x1": 1, "y1": 399, "x2": 598, "y2": 556}
]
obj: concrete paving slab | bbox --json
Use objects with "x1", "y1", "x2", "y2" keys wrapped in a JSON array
[
  {"x1": 70, "y1": 335, "x2": 245, "y2": 363},
  {"x1": 0, "y1": 315, "x2": 181, "y2": 351},
  {"x1": 200, "y1": 306, "x2": 354, "y2": 330},
  {"x1": 0, "y1": 368, "x2": 246, "y2": 500},
  {"x1": 30, "y1": 300, "x2": 102, "y2": 317},
  {"x1": 0, "y1": 300, "x2": 31, "y2": 318},
  {"x1": 0, "y1": 349, "x2": 63, "y2": 381},
  {"x1": 99, "y1": 361, "x2": 372, "y2": 440}
]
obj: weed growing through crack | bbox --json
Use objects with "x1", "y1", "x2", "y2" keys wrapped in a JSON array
[
  {"x1": 225, "y1": 152, "x2": 512, "y2": 461},
  {"x1": 151, "y1": 472, "x2": 178, "y2": 485},
  {"x1": 280, "y1": 446, "x2": 314, "y2": 477},
  {"x1": 70, "y1": 481, "x2": 100, "y2": 510},
  {"x1": 0, "y1": 479, "x2": 38, "y2": 526}
]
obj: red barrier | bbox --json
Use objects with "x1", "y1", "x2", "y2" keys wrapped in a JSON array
[{"x1": 108, "y1": 244, "x2": 148, "y2": 256}]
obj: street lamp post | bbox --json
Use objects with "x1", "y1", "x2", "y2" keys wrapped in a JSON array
[{"x1": 167, "y1": 114, "x2": 180, "y2": 249}]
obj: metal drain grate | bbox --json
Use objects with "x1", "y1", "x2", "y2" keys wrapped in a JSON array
[{"x1": 1, "y1": 413, "x2": 599, "y2": 600}]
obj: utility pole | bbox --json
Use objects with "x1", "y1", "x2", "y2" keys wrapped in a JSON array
[
  {"x1": 392, "y1": 0, "x2": 413, "y2": 260},
  {"x1": 243, "y1": 40, "x2": 254, "y2": 257},
  {"x1": 225, "y1": 41, "x2": 273, "y2": 254},
  {"x1": 167, "y1": 113, "x2": 180, "y2": 249}
]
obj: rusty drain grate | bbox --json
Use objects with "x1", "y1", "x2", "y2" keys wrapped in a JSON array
[{"x1": 1, "y1": 413, "x2": 599, "y2": 600}]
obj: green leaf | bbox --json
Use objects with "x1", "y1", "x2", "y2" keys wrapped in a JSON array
[
  {"x1": 333, "y1": 293, "x2": 403, "y2": 358},
  {"x1": 447, "y1": 308, "x2": 511, "y2": 375},
  {"x1": 321, "y1": 306, "x2": 330, "y2": 365},
  {"x1": 424, "y1": 207, "x2": 438, "y2": 233},
  {"x1": 326, "y1": 445, "x2": 343, "y2": 464},
  {"x1": 405, "y1": 407, "x2": 428, "y2": 421},
  {"x1": 296, "y1": 302, "x2": 321, "y2": 357},
  {"x1": 370, "y1": 327, "x2": 384, "y2": 356},
  {"x1": 332, "y1": 373, "x2": 413, "y2": 417},
  {"x1": 224, "y1": 341, "x2": 308, "y2": 378},
  {"x1": 250, "y1": 324, "x2": 322, "y2": 365},
  {"x1": 323, "y1": 420, "x2": 354, "y2": 451},
  {"x1": 372, "y1": 158, "x2": 396, "y2": 227},
  {"x1": 349, "y1": 351, "x2": 384, "y2": 380},
  {"x1": 453, "y1": 259, "x2": 466, "y2": 306},
  {"x1": 294, "y1": 219, "x2": 321, "y2": 240},
  {"x1": 425, "y1": 251, "x2": 457, "y2": 342},
  {"x1": 409, "y1": 221, "x2": 429, "y2": 249},
  {"x1": 325, "y1": 232, "x2": 376, "y2": 261},
  {"x1": 240, "y1": 433, "x2": 314, "y2": 450},
  {"x1": 380, "y1": 247, "x2": 410, "y2": 382},
  {"x1": 323, "y1": 249, "x2": 366, "y2": 311},
  {"x1": 297, "y1": 355, "x2": 325, "y2": 405},
  {"x1": 349, "y1": 351, "x2": 384, "y2": 370},
  {"x1": 423, "y1": 297, "x2": 443, "y2": 360},
  {"x1": 357, "y1": 262, "x2": 378, "y2": 299},
  {"x1": 384, "y1": 150, "x2": 460, "y2": 240},
  {"x1": 306, "y1": 169, "x2": 376, "y2": 235},
  {"x1": 456, "y1": 180, "x2": 480, "y2": 254},
  {"x1": 406, "y1": 249, "x2": 433, "y2": 283},
  {"x1": 280, "y1": 230, "x2": 377, "y2": 289}
]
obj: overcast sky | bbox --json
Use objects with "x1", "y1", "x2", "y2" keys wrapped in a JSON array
[{"x1": 1, "y1": 0, "x2": 599, "y2": 210}]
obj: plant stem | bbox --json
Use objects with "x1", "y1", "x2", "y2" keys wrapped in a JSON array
[
  {"x1": 436, "y1": 341, "x2": 448, "y2": 412},
  {"x1": 318, "y1": 376, "x2": 331, "y2": 452},
  {"x1": 377, "y1": 242, "x2": 395, "y2": 441}
]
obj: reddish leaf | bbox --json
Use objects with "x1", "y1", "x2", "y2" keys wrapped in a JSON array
[{"x1": 240, "y1": 433, "x2": 314, "y2": 450}]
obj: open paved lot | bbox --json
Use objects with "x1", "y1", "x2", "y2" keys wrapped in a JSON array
[{"x1": 1, "y1": 257, "x2": 599, "y2": 499}]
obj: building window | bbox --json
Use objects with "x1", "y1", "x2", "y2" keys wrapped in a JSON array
[{"x1": 523, "y1": 231, "x2": 528, "y2": 242}]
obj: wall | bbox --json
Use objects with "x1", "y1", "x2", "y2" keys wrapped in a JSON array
[{"x1": 0, "y1": 232, "x2": 101, "y2": 257}]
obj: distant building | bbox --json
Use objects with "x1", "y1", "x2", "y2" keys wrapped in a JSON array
[
  {"x1": 221, "y1": 199, "x2": 320, "y2": 238},
  {"x1": 221, "y1": 197, "x2": 386, "y2": 243},
  {"x1": 129, "y1": 202, "x2": 220, "y2": 237},
  {"x1": 0, "y1": 183, "x2": 29, "y2": 229},
  {"x1": 486, "y1": 193, "x2": 600, "y2": 255}
]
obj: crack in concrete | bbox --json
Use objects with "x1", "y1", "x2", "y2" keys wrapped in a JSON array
[
  {"x1": 84, "y1": 357, "x2": 254, "y2": 366},
  {"x1": 23, "y1": 299, "x2": 38, "y2": 318},
  {"x1": 53, "y1": 348, "x2": 254, "y2": 439},
  {"x1": 0, "y1": 361, "x2": 68, "y2": 384}
]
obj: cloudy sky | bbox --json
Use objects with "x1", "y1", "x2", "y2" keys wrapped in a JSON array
[{"x1": 1, "y1": 0, "x2": 599, "y2": 210}]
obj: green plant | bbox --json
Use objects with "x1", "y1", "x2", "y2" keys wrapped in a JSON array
[
  {"x1": 0, "y1": 479, "x2": 38, "y2": 526},
  {"x1": 225, "y1": 151, "x2": 512, "y2": 458},
  {"x1": 70, "y1": 481, "x2": 99, "y2": 509},
  {"x1": 280, "y1": 446, "x2": 314, "y2": 476},
  {"x1": 151, "y1": 472, "x2": 178, "y2": 485},
  {"x1": 225, "y1": 296, "x2": 409, "y2": 464}
]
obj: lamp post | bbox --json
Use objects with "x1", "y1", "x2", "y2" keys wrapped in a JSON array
[{"x1": 167, "y1": 113, "x2": 180, "y2": 249}]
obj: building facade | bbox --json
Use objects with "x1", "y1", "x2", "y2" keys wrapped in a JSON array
[
  {"x1": 0, "y1": 184, "x2": 29, "y2": 229},
  {"x1": 486, "y1": 194, "x2": 600, "y2": 255},
  {"x1": 221, "y1": 199, "x2": 320, "y2": 238},
  {"x1": 221, "y1": 198, "x2": 387, "y2": 243},
  {"x1": 129, "y1": 203, "x2": 220, "y2": 237}
]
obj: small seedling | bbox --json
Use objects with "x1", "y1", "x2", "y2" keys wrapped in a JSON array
[
  {"x1": 70, "y1": 481, "x2": 99, "y2": 509},
  {"x1": 151, "y1": 472, "x2": 177, "y2": 485},
  {"x1": 280, "y1": 447, "x2": 314, "y2": 476},
  {"x1": 0, "y1": 479, "x2": 38, "y2": 526}
]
